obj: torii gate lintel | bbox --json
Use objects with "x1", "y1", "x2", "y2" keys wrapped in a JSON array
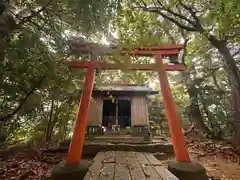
[{"x1": 68, "y1": 60, "x2": 186, "y2": 71}]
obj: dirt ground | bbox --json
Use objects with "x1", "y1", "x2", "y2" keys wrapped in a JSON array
[
  {"x1": 156, "y1": 132, "x2": 240, "y2": 180},
  {"x1": 0, "y1": 133, "x2": 239, "y2": 180},
  {"x1": 186, "y1": 132, "x2": 240, "y2": 180}
]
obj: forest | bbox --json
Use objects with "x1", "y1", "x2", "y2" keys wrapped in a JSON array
[{"x1": 0, "y1": 0, "x2": 239, "y2": 179}]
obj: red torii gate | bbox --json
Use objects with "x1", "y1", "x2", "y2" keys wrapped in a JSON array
[{"x1": 66, "y1": 44, "x2": 190, "y2": 165}]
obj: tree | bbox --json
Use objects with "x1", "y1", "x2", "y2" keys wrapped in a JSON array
[
  {"x1": 129, "y1": 0, "x2": 240, "y2": 151},
  {"x1": 0, "y1": 0, "x2": 119, "y2": 146}
]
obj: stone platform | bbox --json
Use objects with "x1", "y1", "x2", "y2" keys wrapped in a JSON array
[
  {"x1": 44, "y1": 136, "x2": 173, "y2": 156},
  {"x1": 85, "y1": 135, "x2": 147, "y2": 143}
]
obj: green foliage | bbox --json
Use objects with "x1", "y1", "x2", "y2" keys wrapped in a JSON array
[
  {"x1": 116, "y1": 0, "x2": 239, "y2": 139},
  {"x1": 0, "y1": 0, "x2": 119, "y2": 146},
  {"x1": 117, "y1": 3, "x2": 177, "y2": 47},
  {"x1": 203, "y1": 0, "x2": 240, "y2": 42},
  {"x1": 0, "y1": 0, "x2": 239, "y2": 146}
]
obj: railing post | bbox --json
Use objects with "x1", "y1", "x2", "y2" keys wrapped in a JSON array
[
  {"x1": 66, "y1": 61, "x2": 95, "y2": 164},
  {"x1": 155, "y1": 53, "x2": 190, "y2": 162}
]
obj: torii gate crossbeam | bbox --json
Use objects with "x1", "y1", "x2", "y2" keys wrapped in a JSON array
[{"x1": 68, "y1": 60, "x2": 186, "y2": 71}]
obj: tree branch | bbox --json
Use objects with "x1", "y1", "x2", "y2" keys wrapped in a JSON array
[
  {"x1": 155, "y1": 0, "x2": 195, "y2": 25},
  {"x1": 177, "y1": 0, "x2": 197, "y2": 20},
  {"x1": 18, "y1": 0, "x2": 53, "y2": 26},
  {"x1": 139, "y1": 0, "x2": 147, "y2": 7},
  {"x1": 136, "y1": 6, "x2": 198, "y2": 31},
  {"x1": 0, "y1": 76, "x2": 46, "y2": 122},
  {"x1": 177, "y1": 0, "x2": 202, "y2": 29}
]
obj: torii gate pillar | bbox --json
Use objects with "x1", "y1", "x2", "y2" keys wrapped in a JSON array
[
  {"x1": 156, "y1": 54, "x2": 208, "y2": 180},
  {"x1": 156, "y1": 53, "x2": 190, "y2": 162},
  {"x1": 66, "y1": 63, "x2": 95, "y2": 164},
  {"x1": 51, "y1": 58, "x2": 96, "y2": 180}
]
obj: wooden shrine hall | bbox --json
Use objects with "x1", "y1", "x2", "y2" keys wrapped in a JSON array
[{"x1": 86, "y1": 84, "x2": 158, "y2": 136}]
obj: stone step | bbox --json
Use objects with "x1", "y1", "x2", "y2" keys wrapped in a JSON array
[
  {"x1": 44, "y1": 142, "x2": 174, "y2": 156},
  {"x1": 88, "y1": 136, "x2": 145, "y2": 143},
  {"x1": 94, "y1": 135, "x2": 143, "y2": 140}
]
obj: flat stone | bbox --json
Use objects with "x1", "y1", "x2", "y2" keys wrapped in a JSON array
[
  {"x1": 168, "y1": 161, "x2": 208, "y2": 180},
  {"x1": 51, "y1": 160, "x2": 88, "y2": 180},
  {"x1": 55, "y1": 139, "x2": 174, "y2": 155}
]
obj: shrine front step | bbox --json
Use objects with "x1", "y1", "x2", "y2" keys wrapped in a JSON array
[
  {"x1": 45, "y1": 141, "x2": 174, "y2": 156},
  {"x1": 86, "y1": 135, "x2": 146, "y2": 143}
]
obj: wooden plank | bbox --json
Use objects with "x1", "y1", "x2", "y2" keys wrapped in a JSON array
[
  {"x1": 89, "y1": 152, "x2": 105, "y2": 169},
  {"x1": 83, "y1": 171, "x2": 92, "y2": 180},
  {"x1": 129, "y1": 165, "x2": 146, "y2": 180},
  {"x1": 115, "y1": 151, "x2": 127, "y2": 164},
  {"x1": 98, "y1": 163, "x2": 115, "y2": 180},
  {"x1": 135, "y1": 152, "x2": 151, "y2": 165},
  {"x1": 114, "y1": 163, "x2": 131, "y2": 180},
  {"x1": 103, "y1": 151, "x2": 115, "y2": 163},
  {"x1": 142, "y1": 165, "x2": 162, "y2": 180},
  {"x1": 131, "y1": 97, "x2": 149, "y2": 127},
  {"x1": 125, "y1": 151, "x2": 139, "y2": 165},
  {"x1": 155, "y1": 166, "x2": 179, "y2": 180},
  {"x1": 144, "y1": 153, "x2": 162, "y2": 166},
  {"x1": 83, "y1": 152, "x2": 106, "y2": 180},
  {"x1": 68, "y1": 61, "x2": 186, "y2": 71},
  {"x1": 125, "y1": 151, "x2": 136, "y2": 158},
  {"x1": 85, "y1": 151, "x2": 175, "y2": 180}
]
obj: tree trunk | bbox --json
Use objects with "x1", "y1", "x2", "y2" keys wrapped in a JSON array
[
  {"x1": 208, "y1": 36, "x2": 240, "y2": 152},
  {"x1": 58, "y1": 110, "x2": 70, "y2": 140},
  {"x1": 45, "y1": 100, "x2": 54, "y2": 142},
  {"x1": 181, "y1": 71, "x2": 210, "y2": 134},
  {"x1": 187, "y1": 83, "x2": 210, "y2": 134},
  {"x1": 0, "y1": 2, "x2": 17, "y2": 62},
  {"x1": 57, "y1": 118, "x2": 68, "y2": 140},
  {"x1": 48, "y1": 106, "x2": 59, "y2": 142},
  {"x1": 198, "y1": 91, "x2": 214, "y2": 129},
  {"x1": 45, "y1": 101, "x2": 60, "y2": 142},
  {"x1": 199, "y1": 90, "x2": 223, "y2": 139}
]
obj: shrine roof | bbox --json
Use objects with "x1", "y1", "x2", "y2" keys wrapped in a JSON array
[{"x1": 93, "y1": 84, "x2": 159, "y2": 95}]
